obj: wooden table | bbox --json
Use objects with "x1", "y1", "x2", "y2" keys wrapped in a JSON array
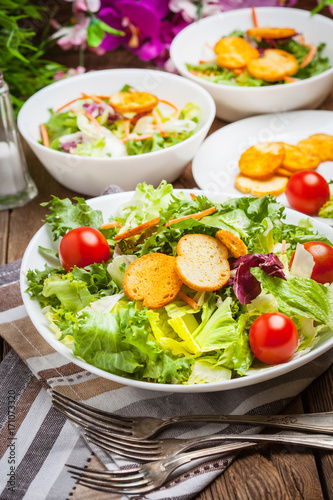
[{"x1": 1, "y1": 1, "x2": 333, "y2": 497}]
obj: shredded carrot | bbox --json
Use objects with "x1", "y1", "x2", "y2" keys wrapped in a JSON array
[
  {"x1": 233, "y1": 68, "x2": 244, "y2": 76},
  {"x1": 300, "y1": 44, "x2": 316, "y2": 68},
  {"x1": 283, "y1": 75, "x2": 296, "y2": 83},
  {"x1": 100, "y1": 221, "x2": 123, "y2": 230},
  {"x1": 55, "y1": 97, "x2": 85, "y2": 113},
  {"x1": 152, "y1": 109, "x2": 165, "y2": 136},
  {"x1": 205, "y1": 42, "x2": 214, "y2": 51},
  {"x1": 298, "y1": 34, "x2": 305, "y2": 45},
  {"x1": 70, "y1": 106, "x2": 103, "y2": 132},
  {"x1": 122, "y1": 134, "x2": 154, "y2": 143},
  {"x1": 158, "y1": 99, "x2": 180, "y2": 120},
  {"x1": 124, "y1": 119, "x2": 130, "y2": 140},
  {"x1": 40, "y1": 124, "x2": 50, "y2": 148},
  {"x1": 190, "y1": 193, "x2": 197, "y2": 200},
  {"x1": 166, "y1": 206, "x2": 217, "y2": 227},
  {"x1": 81, "y1": 92, "x2": 108, "y2": 106},
  {"x1": 251, "y1": 6, "x2": 259, "y2": 27},
  {"x1": 281, "y1": 239, "x2": 286, "y2": 255},
  {"x1": 114, "y1": 217, "x2": 161, "y2": 241},
  {"x1": 178, "y1": 291, "x2": 199, "y2": 310}
]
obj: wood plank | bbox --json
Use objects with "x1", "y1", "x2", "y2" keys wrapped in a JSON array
[
  {"x1": 302, "y1": 365, "x2": 333, "y2": 499},
  {"x1": 197, "y1": 397, "x2": 323, "y2": 499},
  {"x1": 0, "y1": 211, "x2": 8, "y2": 265}
]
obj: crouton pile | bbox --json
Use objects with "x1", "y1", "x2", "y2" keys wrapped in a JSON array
[
  {"x1": 235, "y1": 134, "x2": 333, "y2": 197},
  {"x1": 123, "y1": 231, "x2": 248, "y2": 309}
]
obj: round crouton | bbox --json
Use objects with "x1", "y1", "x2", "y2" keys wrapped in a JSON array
[
  {"x1": 176, "y1": 234, "x2": 230, "y2": 292},
  {"x1": 215, "y1": 229, "x2": 248, "y2": 258},
  {"x1": 123, "y1": 253, "x2": 183, "y2": 309}
]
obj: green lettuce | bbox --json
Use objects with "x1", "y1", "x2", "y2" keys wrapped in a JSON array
[
  {"x1": 71, "y1": 303, "x2": 193, "y2": 383},
  {"x1": 42, "y1": 275, "x2": 94, "y2": 313},
  {"x1": 194, "y1": 297, "x2": 238, "y2": 351},
  {"x1": 252, "y1": 268, "x2": 333, "y2": 329},
  {"x1": 42, "y1": 196, "x2": 104, "y2": 240}
]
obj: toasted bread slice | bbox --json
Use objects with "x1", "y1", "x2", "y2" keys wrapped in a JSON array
[
  {"x1": 239, "y1": 142, "x2": 285, "y2": 180},
  {"x1": 247, "y1": 49, "x2": 299, "y2": 82},
  {"x1": 281, "y1": 143, "x2": 320, "y2": 171},
  {"x1": 276, "y1": 167, "x2": 294, "y2": 177},
  {"x1": 298, "y1": 134, "x2": 333, "y2": 162},
  {"x1": 123, "y1": 253, "x2": 183, "y2": 309},
  {"x1": 176, "y1": 234, "x2": 230, "y2": 292},
  {"x1": 215, "y1": 229, "x2": 248, "y2": 258},
  {"x1": 235, "y1": 174, "x2": 288, "y2": 197}
]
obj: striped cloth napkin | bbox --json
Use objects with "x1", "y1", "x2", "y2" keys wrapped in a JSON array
[{"x1": 1, "y1": 259, "x2": 333, "y2": 500}]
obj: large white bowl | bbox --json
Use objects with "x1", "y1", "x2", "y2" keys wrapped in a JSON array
[
  {"x1": 170, "y1": 7, "x2": 333, "y2": 122},
  {"x1": 21, "y1": 189, "x2": 333, "y2": 393},
  {"x1": 17, "y1": 69, "x2": 215, "y2": 196}
]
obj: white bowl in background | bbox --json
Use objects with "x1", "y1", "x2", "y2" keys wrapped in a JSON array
[
  {"x1": 21, "y1": 189, "x2": 333, "y2": 393},
  {"x1": 170, "y1": 8, "x2": 333, "y2": 122},
  {"x1": 18, "y1": 69, "x2": 215, "y2": 196}
]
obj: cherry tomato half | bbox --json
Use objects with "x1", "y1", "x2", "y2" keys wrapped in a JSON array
[
  {"x1": 59, "y1": 227, "x2": 110, "y2": 272},
  {"x1": 285, "y1": 171, "x2": 330, "y2": 215},
  {"x1": 249, "y1": 312, "x2": 298, "y2": 365},
  {"x1": 290, "y1": 241, "x2": 333, "y2": 284}
]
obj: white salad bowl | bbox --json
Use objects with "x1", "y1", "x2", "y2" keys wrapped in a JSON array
[
  {"x1": 20, "y1": 190, "x2": 333, "y2": 393},
  {"x1": 170, "y1": 7, "x2": 333, "y2": 122},
  {"x1": 17, "y1": 69, "x2": 215, "y2": 196}
]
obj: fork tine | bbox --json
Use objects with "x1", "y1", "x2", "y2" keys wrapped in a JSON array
[
  {"x1": 52, "y1": 391, "x2": 133, "y2": 426},
  {"x1": 85, "y1": 434, "x2": 161, "y2": 461},
  {"x1": 72, "y1": 476, "x2": 153, "y2": 493},
  {"x1": 85, "y1": 427, "x2": 160, "y2": 449},
  {"x1": 52, "y1": 402, "x2": 133, "y2": 436},
  {"x1": 66, "y1": 464, "x2": 142, "y2": 476}
]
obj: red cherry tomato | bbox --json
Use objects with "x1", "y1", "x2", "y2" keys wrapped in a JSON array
[
  {"x1": 249, "y1": 312, "x2": 298, "y2": 365},
  {"x1": 290, "y1": 241, "x2": 333, "y2": 284},
  {"x1": 285, "y1": 171, "x2": 329, "y2": 215},
  {"x1": 59, "y1": 227, "x2": 110, "y2": 272}
]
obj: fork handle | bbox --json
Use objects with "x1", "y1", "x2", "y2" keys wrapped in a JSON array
[
  {"x1": 162, "y1": 433, "x2": 333, "y2": 472},
  {"x1": 164, "y1": 412, "x2": 333, "y2": 434}
]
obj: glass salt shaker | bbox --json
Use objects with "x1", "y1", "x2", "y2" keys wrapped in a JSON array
[{"x1": 0, "y1": 69, "x2": 38, "y2": 210}]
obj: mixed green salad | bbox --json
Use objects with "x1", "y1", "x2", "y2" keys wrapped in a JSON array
[
  {"x1": 187, "y1": 31, "x2": 331, "y2": 87},
  {"x1": 40, "y1": 85, "x2": 200, "y2": 158},
  {"x1": 25, "y1": 182, "x2": 333, "y2": 385}
]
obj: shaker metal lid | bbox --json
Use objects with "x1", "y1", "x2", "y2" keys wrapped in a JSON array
[{"x1": 0, "y1": 69, "x2": 3, "y2": 87}]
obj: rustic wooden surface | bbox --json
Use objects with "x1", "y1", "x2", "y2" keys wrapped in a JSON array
[{"x1": 1, "y1": 1, "x2": 333, "y2": 498}]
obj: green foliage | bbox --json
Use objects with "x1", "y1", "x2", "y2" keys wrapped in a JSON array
[{"x1": 0, "y1": 0, "x2": 66, "y2": 115}]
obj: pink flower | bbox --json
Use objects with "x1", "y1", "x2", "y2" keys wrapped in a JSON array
[
  {"x1": 169, "y1": 0, "x2": 223, "y2": 22},
  {"x1": 63, "y1": 0, "x2": 101, "y2": 13},
  {"x1": 51, "y1": 18, "x2": 90, "y2": 50},
  {"x1": 53, "y1": 66, "x2": 86, "y2": 81}
]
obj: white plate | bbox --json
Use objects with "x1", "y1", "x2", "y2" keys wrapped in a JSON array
[
  {"x1": 192, "y1": 110, "x2": 333, "y2": 224},
  {"x1": 20, "y1": 189, "x2": 333, "y2": 393}
]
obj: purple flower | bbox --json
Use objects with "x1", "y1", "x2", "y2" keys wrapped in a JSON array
[
  {"x1": 98, "y1": 0, "x2": 169, "y2": 52},
  {"x1": 63, "y1": 0, "x2": 101, "y2": 14},
  {"x1": 53, "y1": 66, "x2": 86, "y2": 80}
]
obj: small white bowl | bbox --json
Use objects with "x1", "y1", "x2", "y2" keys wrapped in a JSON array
[
  {"x1": 170, "y1": 7, "x2": 333, "y2": 122},
  {"x1": 18, "y1": 69, "x2": 215, "y2": 196}
]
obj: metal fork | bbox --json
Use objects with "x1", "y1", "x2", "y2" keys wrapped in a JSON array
[
  {"x1": 67, "y1": 433, "x2": 333, "y2": 495},
  {"x1": 84, "y1": 426, "x2": 333, "y2": 461},
  {"x1": 52, "y1": 390, "x2": 333, "y2": 439}
]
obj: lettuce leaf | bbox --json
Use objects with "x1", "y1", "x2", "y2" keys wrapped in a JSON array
[
  {"x1": 42, "y1": 275, "x2": 94, "y2": 313},
  {"x1": 42, "y1": 196, "x2": 104, "y2": 240},
  {"x1": 252, "y1": 268, "x2": 333, "y2": 329},
  {"x1": 71, "y1": 303, "x2": 193, "y2": 382},
  {"x1": 194, "y1": 297, "x2": 238, "y2": 351}
]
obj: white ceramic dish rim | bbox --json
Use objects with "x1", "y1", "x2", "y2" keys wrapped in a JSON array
[
  {"x1": 20, "y1": 189, "x2": 333, "y2": 393},
  {"x1": 170, "y1": 7, "x2": 333, "y2": 93},
  {"x1": 17, "y1": 68, "x2": 216, "y2": 163}
]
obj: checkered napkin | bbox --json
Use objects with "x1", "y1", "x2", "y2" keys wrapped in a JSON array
[{"x1": 1, "y1": 259, "x2": 333, "y2": 500}]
